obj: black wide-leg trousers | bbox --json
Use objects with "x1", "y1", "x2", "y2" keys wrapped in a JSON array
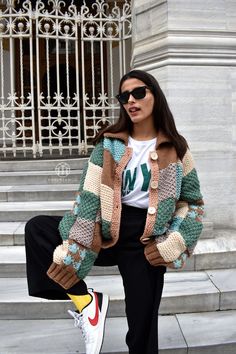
[{"x1": 25, "y1": 204, "x2": 166, "y2": 354}]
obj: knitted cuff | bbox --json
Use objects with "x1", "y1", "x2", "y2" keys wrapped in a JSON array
[
  {"x1": 47, "y1": 262, "x2": 80, "y2": 290},
  {"x1": 144, "y1": 239, "x2": 165, "y2": 266},
  {"x1": 156, "y1": 231, "x2": 186, "y2": 262}
]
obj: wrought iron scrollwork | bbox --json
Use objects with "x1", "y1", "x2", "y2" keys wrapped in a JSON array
[{"x1": 0, "y1": 0, "x2": 131, "y2": 158}]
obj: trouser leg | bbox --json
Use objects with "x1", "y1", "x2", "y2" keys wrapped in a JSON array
[
  {"x1": 117, "y1": 205, "x2": 165, "y2": 354},
  {"x1": 118, "y1": 247, "x2": 165, "y2": 354},
  {"x1": 25, "y1": 215, "x2": 87, "y2": 299}
]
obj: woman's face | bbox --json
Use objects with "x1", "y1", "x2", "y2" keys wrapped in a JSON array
[{"x1": 120, "y1": 78, "x2": 155, "y2": 126}]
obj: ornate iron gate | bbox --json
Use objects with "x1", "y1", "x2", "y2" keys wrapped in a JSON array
[{"x1": 0, "y1": 0, "x2": 131, "y2": 158}]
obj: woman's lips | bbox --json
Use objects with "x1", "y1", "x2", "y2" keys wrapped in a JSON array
[{"x1": 128, "y1": 107, "x2": 141, "y2": 115}]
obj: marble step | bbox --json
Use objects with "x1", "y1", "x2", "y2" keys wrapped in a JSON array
[
  {"x1": 200, "y1": 220, "x2": 213, "y2": 238},
  {"x1": 0, "y1": 201, "x2": 73, "y2": 221},
  {"x1": 0, "y1": 229, "x2": 234, "y2": 276},
  {"x1": 0, "y1": 157, "x2": 88, "y2": 172},
  {"x1": 0, "y1": 170, "x2": 82, "y2": 185},
  {"x1": 0, "y1": 245, "x2": 119, "y2": 278},
  {"x1": 1, "y1": 268, "x2": 236, "y2": 319},
  {"x1": 0, "y1": 184, "x2": 78, "y2": 202},
  {"x1": 1, "y1": 310, "x2": 236, "y2": 354},
  {"x1": 0, "y1": 220, "x2": 214, "y2": 246},
  {"x1": 0, "y1": 222, "x2": 25, "y2": 246}
]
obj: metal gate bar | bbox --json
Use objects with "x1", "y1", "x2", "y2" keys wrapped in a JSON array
[{"x1": 0, "y1": 0, "x2": 131, "y2": 158}]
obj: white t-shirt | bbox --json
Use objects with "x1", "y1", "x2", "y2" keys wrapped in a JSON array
[{"x1": 121, "y1": 136, "x2": 157, "y2": 208}]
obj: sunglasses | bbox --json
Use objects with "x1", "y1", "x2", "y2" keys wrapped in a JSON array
[{"x1": 116, "y1": 85, "x2": 150, "y2": 105}]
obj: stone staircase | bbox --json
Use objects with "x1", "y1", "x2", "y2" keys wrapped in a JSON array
[{"x1": 1, "y1": 158, "x2": 236, "y2": 354}]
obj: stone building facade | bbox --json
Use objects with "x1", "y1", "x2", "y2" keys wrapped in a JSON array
[{"x1": 132, "y1": 0, "x2": 236, "y2": 229}]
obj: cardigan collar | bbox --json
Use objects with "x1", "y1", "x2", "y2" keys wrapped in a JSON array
[{"x1": 103, "y1": 130, "x2": 172, "y2": 149}]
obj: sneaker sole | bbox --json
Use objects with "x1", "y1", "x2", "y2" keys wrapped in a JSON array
[{"x1": 95, "y1": 294, "x2": 109, "y2": 354}]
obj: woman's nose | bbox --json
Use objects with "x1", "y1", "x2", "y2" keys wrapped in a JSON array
[{"x1": 128, "y1": 94, "x2": 135, "y2": 103}]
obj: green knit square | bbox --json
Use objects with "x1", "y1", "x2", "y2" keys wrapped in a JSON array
[
  {"x1": 58, "y1": 211, "x2": 77, "y2": 240},
  {"x1": 89, "y1": 140, "x2": 104, "y2": 167},
  {"x1": 78, "y1": 191, "x2": 100, "y2": 221},
  {"x1": 154, "y1": 198, "x2": 176, "y2": 233},
  {"x1": 103, "y1": 138, "x2": 125, "y2": 162},
  {"x1": 101, "y1": 219, "x2": 112, "y2": 240},
  {"x1": 78, "y1": 160, "x2": 89, "y2": 193},
  {"x1": 77, "y1": 249, "x2": 98, "y2": 279},
  {"x1": 179, "y1": 217, "x2": 203, "y2": 248},
  {"x1": 180, "y1": 168, "x2": 203, "y2": 202}
]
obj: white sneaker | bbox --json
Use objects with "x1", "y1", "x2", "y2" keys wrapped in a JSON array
[{"x1": 68, "y1": 290, "x2": 109, "y2": 354}]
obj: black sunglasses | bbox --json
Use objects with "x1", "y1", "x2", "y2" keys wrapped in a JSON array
[{"x1": 116, "y1": 86, "x2": 150, "y2": 105}]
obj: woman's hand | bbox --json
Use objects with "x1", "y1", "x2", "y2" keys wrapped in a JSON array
[{"x1": 144, "y1": 235, "x2": 188, "y2": 269}]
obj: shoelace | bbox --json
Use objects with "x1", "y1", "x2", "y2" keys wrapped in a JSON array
[{"x1": 68, "y1": 310, "x2": 88, "y2": 341}]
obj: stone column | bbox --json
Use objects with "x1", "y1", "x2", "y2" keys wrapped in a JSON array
[{"x1": 131, "y1": 0, "x2": 236, "y2": 229}]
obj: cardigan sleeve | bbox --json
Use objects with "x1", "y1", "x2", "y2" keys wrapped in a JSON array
[
  {"x1": 58, "y1": 140, "x2": 104, "y2": 241},
  {"x1": 47, "y1": 140, "x2": 104, "y2": 288},
  {"x1": 154, "y1": 149, "x2": 204, "y2": 266}
]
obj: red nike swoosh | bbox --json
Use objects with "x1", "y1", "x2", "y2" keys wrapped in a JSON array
[{"x1": 88, "y1": 292, "x2": 99, "y2": 326}]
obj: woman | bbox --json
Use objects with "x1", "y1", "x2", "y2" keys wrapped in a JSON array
[{"x1": 25, "y1": 70, "x2": 204, "y2": 354}]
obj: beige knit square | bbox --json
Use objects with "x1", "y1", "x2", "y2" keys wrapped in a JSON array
[
  {"x1": 53, "y1": 241, "x2": 69, "y2": 264},
  {"x1": 174, "y1": 201, "x2": 189, "y2": 218},
  {"x1": 157, "y1": 231, "x2": 186, "y2": 262},
  {"x1": 101, "y1": 184, "x2": 114, "y2": 222},
  {"x1": 182, "y1": 149, "x2": 195, "y2": 176},
  {"x1": 83, "y1": 162, "x2": 103, "y2": 196}
]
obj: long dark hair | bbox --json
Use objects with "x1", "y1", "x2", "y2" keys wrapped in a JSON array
[{"x1": 95, "y1": 70, "x2": 188, "y2": 159}]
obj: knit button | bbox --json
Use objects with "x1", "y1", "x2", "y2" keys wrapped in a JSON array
[
  {"x1": 150, "y1": 151, "x2": 158, "y2": 160},
  {"x1": 150, "y1": 181, "x2": 158, "y2": 189},
  {"x1": 148, "y1": 206, "x2": 156, "y2": 215}
]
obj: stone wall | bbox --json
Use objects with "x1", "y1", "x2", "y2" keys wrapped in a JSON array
[{"x1": 132, "y1": 0, "x2": 236, "y2": 229}]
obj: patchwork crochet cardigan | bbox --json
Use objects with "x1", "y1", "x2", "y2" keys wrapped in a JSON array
[{"x1": 47, "y1": 130, "x2": 204, "y2": 287}]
